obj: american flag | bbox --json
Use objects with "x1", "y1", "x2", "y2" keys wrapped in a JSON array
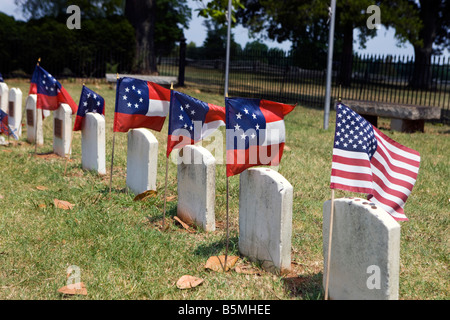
[{"x1": 330, "y1": 103, "x2": 420, "y2": 221}]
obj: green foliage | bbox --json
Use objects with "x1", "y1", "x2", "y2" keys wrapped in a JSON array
[{"x1": 194, "y1": 0, "x2": 245, "y2": 24}]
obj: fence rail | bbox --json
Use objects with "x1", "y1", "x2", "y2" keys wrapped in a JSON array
[{"x1": 1, "y1": 44, "x2": 449, "y2": 122}]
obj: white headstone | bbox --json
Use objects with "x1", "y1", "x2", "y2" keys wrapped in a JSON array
[
  {"x1": 323, "y1": 197, "x2": 401, "y2": 300},
  {"x1": 53, "y1": 103, "x2": 72, "y2": 157},
  {"x1": 25, "y1": 94, "x2": 44, "y2": 145},
  {"x1": 239, "y1": 168, "x2": 293, "y2": 274},
  {"x1": 8, "y1": 88, "x2": 22, "y2": 138},
  {"x1": 126, "y1": 128, "x2": 158, "y2": 195},
  {"x1": 0, "y1": 82, "x2": 9, "y2": 113},
  {"x1": 81, "y1": 113, "x2": 106, "y2": 175},
  {"x1": 177, "y1": 145, "x2": 216, "y2": 231}
]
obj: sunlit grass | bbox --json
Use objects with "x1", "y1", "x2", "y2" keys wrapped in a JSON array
[{"x1": 0, "y1": 79, "x2": 448, "y2": 300}]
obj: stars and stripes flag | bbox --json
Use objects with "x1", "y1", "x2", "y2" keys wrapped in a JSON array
[
  {"x1": 225, "y1": 97, "x2": 295, "y2": 177},
  {"x1": 166, "y1": 90, "x2": 225, "y2": 157},
  {"x1": 0, "y1": 109, "x2": 17, "y2": 139},
  {"x1": 73, "y1": 85, "x2": 105, "y2": 131},
  {"x1": 113, "y1": 77, "x2": 170, "y2": 133},
  {"x1": 330, "y1": 103, "x2": 420, "y2": 221},
  {"x1": 29, "y1": 65, "x2": 78, "y2": 114}
]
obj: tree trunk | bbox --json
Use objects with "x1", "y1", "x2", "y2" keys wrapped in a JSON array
[
  {"x1": 339, "y1": 23, "x2": 354, "y2": 87},
  {"x1": 410, "y1": 0, "x2": 439, "y2": 90},
  {"x1": 125, "y1": 0, "x2": 158, "y2": 75}
]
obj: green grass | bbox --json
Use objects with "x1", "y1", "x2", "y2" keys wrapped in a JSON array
[{"x1": 0, "y1": 79, "x2": 448, "y2": 300}]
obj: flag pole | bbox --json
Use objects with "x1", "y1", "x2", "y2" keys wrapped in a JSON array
[
  {"x1": 34, "y1": 57, "x2": 41, "y2": 154},
  {"x1": 109, "y1": 74, "x2": 119, "y2": 194},
  {"x1": 323, "y1": 0, "x2": 337, "y2": 130},
  {"x1": 222, "y1": 0, "x2": 232, "y2": 273},
  {"x1": 64, "y1": 83, "x2": 83, "y2": 176},
  {"x1": 324, "y1": 189, "x2": 335, "y2": 300},
  {"x1": 162, "y1": 82, "x2": 174, "y2": 230},
  {"x1": 324, "y1": 85, "x2": 341, "y2": 300}
]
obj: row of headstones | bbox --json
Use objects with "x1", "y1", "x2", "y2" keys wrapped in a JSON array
[
  {"x1": 2, "y1": 84, "x2": 401, "y2": 299},
  {"x1": 129, "y1": 128, "x2": 401, "y2": 300}
]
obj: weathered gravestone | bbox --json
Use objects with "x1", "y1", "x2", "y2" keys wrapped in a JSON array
[
  {"x1": 81, "y1": 113, "x2": 106, "y2": 175},
  {"x1": 177, "y1": 145, "x2": 216, "y2": 231},
  {"x1": 8, "y1": 88, "x2": 22, "y2": 138},
  {"x1": 126, "y1": 128, "x2": 158, "y2": 195},
  {"x1": 239, "y1": 168, "x2": 293, "y2": 274},
  {"x1": 323, "y1": 197, "x2": 401, "y2": 300},
  {"x1": 53, "y1": 103, "x2": 72, "y2": 157},
  {"x1": 0, "y1": 82, "x2": 8, "y2": 113},
  {"x1": 26, "y1": 94, "x2": 44, "y2": 145}
]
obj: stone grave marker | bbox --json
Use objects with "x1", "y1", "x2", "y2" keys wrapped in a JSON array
[
  {"x1": 25, "y1": 94, "x2": 44, "y2": 145},
  {"x1": 0, "y1": 82, "x2": 8, "y2": 113},
  {"x1": 7, "y1": 88, "x2": 22, "y2": 138},
  {"x1": 81, "y1": 113, "x2": 106, "y2": 175},
  {"x1": 53, "y1": 103, "x2": 72, "y2": 157},
  {"x1": 323, "y1": 197, "x2": 401, "y2": 300},
  {"x1": 238, "y1": 168, "x2": 293, "y2": 274},
  {"x1": 126, "y1": 128, "x2": 158, "y2": 195},
  {"x1": 177, "y1": 145, "x2": 216, "y2": 231}
]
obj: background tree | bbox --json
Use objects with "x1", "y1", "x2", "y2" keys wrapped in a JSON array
[
  {"x1": 14, "y1": 0, "x2": 191, "y2": 74},
  {"x1": 236, "y1": 0, "x2": 427, "y2": 87},
  {"x1": 389, "y1": 0, "x2": 450, "y2": 89}
]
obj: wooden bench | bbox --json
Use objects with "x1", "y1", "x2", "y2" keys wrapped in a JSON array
[
  {"x1": 105, "y1": 73, "x2": 177, "y2": 88},
  {"x1": 341, "y1": 100, "x2": 441, "y2": 133}
]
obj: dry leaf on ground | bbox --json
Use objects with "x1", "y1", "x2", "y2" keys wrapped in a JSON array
[
  {"x1": 166, "y1": 195, "x2": 177, "y2": 202},
  {"x1": 54, "y1": 199, "x2": 75, "y2": 210},
  {"x1": 133, "y1": 190, "x2": 157, "y2": 201},
  {"x1": 234, "y1": 264, "x2": 262, "y2": 275},
  {"x1": 57, "y1": 282, "x2": 87, "y2": 296},
  {"x1": 176, "y1": 275, "x2": 204, "y2": 290},
  {"x1": 173, "y1": 216, "x2": 195, "y2": 233},
  {"x1": 36, "y1": 186, "x2": 48, "y2": 191},
  {"x1": 205, "y1": 255, "x2": 239, "y2": 272}
]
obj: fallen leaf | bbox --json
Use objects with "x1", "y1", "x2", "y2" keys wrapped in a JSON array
[
  {"x1": 133, "y1": 190, "x2": 157, "y2": 201},
  {"x1": 0, "y1": 195, "x2": 3, "y2": 199},
  {"x1": 38, "y1": 203, "x2": 46, "y2": 209},
  {"x1": 173, "y1": 216, "x2": 195, "y2": 233},
  {"x1": 176, "y1": 275, "x2": 204, "y2": 290},
  {"x1": 234, "y1": 264, "x2": 261, "y2": 275},
  {"x1": 54, "y1": 199, "x2": 75, "y2": 210},
  {"x1": 205, "y1": 255, "x2": 239, "y2": 272},
  {"x1": 36, "y1": 186, "x2": 48, "y2": 191},
  {"x1": 166, "y1": 195, "x2": 177, "y2": 202},
  {"x1": 284, "y1": 145, "x2": 291, "y2": 151},
  {"x1": 57, "y1": 282, "x2": 87, "y2": 296}
]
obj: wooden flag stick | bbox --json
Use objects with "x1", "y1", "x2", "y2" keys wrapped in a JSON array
[
  {"x1": 63, "y1": 129, "x2": 74, "y2": 176},
  {"x1": 34, "y1": 58, "x2": 41, "y2": 155},
  {"x1": 324, "y1": 189, "x2": 335, "y2": 300},
  {"x1": 325, "y1": 86, "x2": 341, "y2": 300},
  {"x1": 162, "y1": 82, "x2": 174, "y2": 230},
  {"x1": 223, "y1": 175, "x2": 230, "y2": 273},
  {"x1": 162, "y1": 156, "x2": 169, "y2": 230},
  {"x1": 108, "y1": 132, "x2": 116, "y2": 194}
]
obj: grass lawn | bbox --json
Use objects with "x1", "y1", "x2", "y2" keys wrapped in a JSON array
[{"x1": 0, "y1": 78, "x2": 448, "y2": 300}]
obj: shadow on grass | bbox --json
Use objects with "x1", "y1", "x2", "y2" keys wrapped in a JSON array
[
  {"x1": 193, "y1": 236, "x2": 239, "y2": 258},
  {"x1": 282, "y1": 272, "x2": 324, "y2": 300}
]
